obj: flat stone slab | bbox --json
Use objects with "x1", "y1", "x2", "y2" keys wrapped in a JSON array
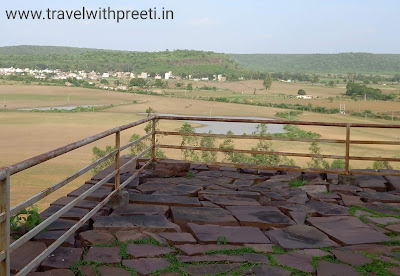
[
  {"x1": 126, "y1": 243, "x2": 175, "y2": 258},
  {"x1": 153, "y1": 184, "x2": 202, "y2": 196},
  {"x1": 178, "y1": 254, "x2": 246, "y2": 263},
  {"x1": 123, "y1": 258, "x2": 170, "y2": 274},
  {"x1": 10, "y1": 241, "x2": 47, "y2": 274},
  {"x1": 330, "y1": 249, "x2": 373, "y2": 266},
  {"x1": 34, "y1": 230, "x2": 75, "y2": 247},
  {"x1": 51, "y1": 196, "x2": 109, "y2": 211},
  {"x1": 355, "y1": 174, "x2": 387, "y2": 192},
  {"x1": 97, "y1": 266, "x2": 131, "y2": 276},
  {"x1": 381, "y1": 170, "x2": 400, "y2": 190},
  {"x1": 365, "y1": 216, "x2": 400, "y2": 225},
  {"x1": 306, "y1": 200, "x2": 349, "y2": 216},
  {"x1": 137, "y1": 181, "x2": 176, "y2": 194},
  {"x1": 340, "y1": 194, "x2": 366, "y2": 207},
  {"x1": 111, "y1": 204, "x2": 169, "y2": 216},
  {"x1": 307, "y1": 216, "x2": 391, "y2": 245},
  {"x1": 158, "y1": 232, "x2": 197, "y2": 245},
  {"x1": 175, "y1": 244, "x2": 244, "y2": 255},
  {"x1": 67, "y1": 184, "x2": 112, "y2": 201},
  {"x1": 244, "y1": 243, "x2": 274, "y2": 253},
  {"x1": 252, "y1": 265, "x2": 291, "y2": 276},
  {"x1": 94, "y1": 215, "x2": 181, "y2": 232},
  {"x1": 154, "y1": 160, "x2": 190, "y2": 177},
  {"x1": 266, "y1": 225, "x2": 339, "y2": 249},
  {"x1": 226, "y1": 205, "x2": 295, "y2": 229},
  {"x1": 41, "y1": 247, "x2": 83, "y2": 271},
  {"x1": 85, "y1": 247, "x2": 121, "y2": 264},
  {"x1": 199, "y1": 190, "x2": 260, "y2": 200},
  {"x1": 46, "y1": 219, "x2": 77, "y2": 231},
  {"x1": 27, "y1": 270, "x2": 75, "y2": 276},
  {"x1": 114, "y1": 230, "x2": 147, "y2": 243},
  {"x1": 171, "y1": 206, "x2": 238, "y2": 230},
  {"x1": 40, "y1": 206, "x2": 89, "y2": 221},
  {"x1": 129, "y1": 194, "x2": 201, "y2": 207},
  {"x1": 274, "y1": 252, "x2": 315, "y2": 273},
  {"x1": 202, "y1": 195, "x2": 260, "y2": 207},
  {"x1": 188, "y1": 223, "x2": 270, "y2": 244},
  {"x1": 180, "y1": 263, "x2": 241, "y2": 276},
  {"x1": 317, "y1": 260, "x2": 362, "y2": 276},
  {"x1": 358, "y1": 192, "x2": 400, "y2": 203},
  {"x1": 78, "y1": 230, "x2": 116, "y2": 246},
  {"x1": 329, "y1": 185, "x2": 363, "y2": 195}
]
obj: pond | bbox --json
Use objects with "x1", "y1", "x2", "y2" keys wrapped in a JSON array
[{"x1": 154, "y1": 113, "x2": 285, "y2": 135}]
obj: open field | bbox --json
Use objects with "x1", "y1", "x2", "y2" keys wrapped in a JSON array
[{"x1": 1, "y1": 84, "x2": 400, "y2": 211}]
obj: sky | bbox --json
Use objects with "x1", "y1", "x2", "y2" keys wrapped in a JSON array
[{"x1": 0, "y1": 0, "x2": 399, "y2": 54}]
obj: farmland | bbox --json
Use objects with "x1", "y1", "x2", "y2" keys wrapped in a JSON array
[{"x1": 1, "y1": 81, "x2": 400, "y2": 211}]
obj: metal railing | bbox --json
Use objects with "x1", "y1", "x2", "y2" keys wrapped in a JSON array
[{"x1": 1, "y1": 115, "x2": 400, "y2": 275}]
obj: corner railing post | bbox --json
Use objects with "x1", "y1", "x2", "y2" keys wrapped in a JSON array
[
  {"x1": 0, "y1": 169, "x2": 10, "y2": 276},
  {"x1": 151, "y1": 118, "x2": 156, "y2": 160},
  {"x1": 115, "y1": 131, "x2": 121, "y2": 190},
  {"x1": 345, "y1": 124, "x2": 351, "y2": 175}
]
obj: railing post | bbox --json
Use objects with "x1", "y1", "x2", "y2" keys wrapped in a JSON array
[
  {"x1": 345, "y1": 124, "x2": 351, "y2": 175},
  {"x1": 115, "y1": 131, "x2": 121, "y2": 190},
  {"x1": 151, "y1": 118, "x2": 156, "y2": 160},
  {"x1": 0, "y1": 170, "x2": 10, "y2": 276}
]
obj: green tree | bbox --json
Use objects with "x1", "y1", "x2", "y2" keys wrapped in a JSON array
[
  {"x1": 92, "y1": 145, "x2": 116, "y2": 174},
  {"x1": 307, "y1": 142, "x2": 329, "y2": 169},
  {"x1": 200, "y1": 131, "x2": 217, "y2": 162},
  {"x1": 297, "y1": 89, "x2": 306, "y2": 95},
  {"x1": 100, "y1": 79, "x2": 109, "y2": 85},
  {"x1": 130, "y1": 78, "x2": 146, "y2": 88},
  {"x1": 312, "y1": 75, "x2": 320, "y2": 83},
  {"x1": 263, "y1": 73, "x2": 273, "y2": 90},
  {"x1": 373, "y1": 160, "x2": 393, "y2": 171},
  {"x1": 180, "y1": 123, "x2": 199, "y2": 161},
  {"x1": 187, "y1": 83, "x2": 193, "y2": 91}
]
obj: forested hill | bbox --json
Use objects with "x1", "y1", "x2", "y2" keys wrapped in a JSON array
[
  {"x1": 0, "y1": 46, "x2": 247, "y2": 79},
  {"x1": 229, "y1": 53, "x2": 400, "y2": 75}
]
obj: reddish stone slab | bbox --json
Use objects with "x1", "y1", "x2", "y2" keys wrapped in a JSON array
[
  {"x1": 243, "y1": 253, "x2": 270, "y2": 263},
  {"x1": 202, "y1": 195, "x2": 260, "y2": 207},
  {"x1": 137, "y1": 181, "x2": 176, "y2": 194},
  {"x1": 306, "y1": 200, "x2": 349, "y2": 216},
  {"x1": 178, "y1": 254, "x2": 246, "y2": 263},
  {"x1": 274, "y1": 252, "x2": 315, "y2": 273},
  {"x1": 94, "y1": 215, "x2": 181, "y2": 232},
  {"x1": 226, "y1": 205, "x2": 294, "y2": 229},
  {"x1": 85, "y1": 247, "x2": 121, "y2": 264},
  {"x1": 27, "y1": 270, "x2": 75, "y2": 276},
  {"x1": 244, "y1": 243, "x2": 274, "y2": 253},
  {"x1": 126, "y1": 243, "x2": 175, "y2": 258},
  {"x1": 365, "y1": 216, "x2": 400, "y2": 225},
  {"x1": 78, "y1": 230, "x2": 116, "y2": 246},
  {"x1": 111, "y1": 204, "x2": 169, "y2": 216},
  {"x1": 340, "y1": 194, "x2": 366, "y2": 207},
  {"x1": 46, "y1": 219, "x2": 77, "y2": 231},
  {"x1": 180, "y1": 264, "x2": 241, "y2": 276},
  {"x1": 41, "y1": 247, "x2": 83, "y2": 271},
  {"x1": 355, "y1": 173, "x2": 388, "y2": 192},
  {"x1": 158, "y1": 232, "x2": 197, "y2": 245},
  {"x1": 266, "y1": 225, "x2": 339, "y2": 249},
  {"x1": 175, "y1": 244, "x2": 243, "y2": 255},
  {"x1": 358, "y1": 192, "x2": 400, "y2": 203},
  {"x1": 129, "y1": 194, "x2": 201, "y2": 207},
  {"x1": 153, "y1": 184, "x2": 202, "y2": 196},
  {"x1": 154, "y1": 160, "x2": 190, "y2": 177},
  {"x1": 171, "y1": 206, "x2": 238, "y2": 231},
  {"x1": 200, "y1": 201, "x2": 220, "y2": 208},
  {"x1": 188, "y1": 223, "x2": 270, "y2": 244},
  {"x1": 67, "y1": 184, "x2": 112, "y2": 201},
  {"x1": 329, "y1": 185, "x2": 362, "y2": 195},
  {"x1": 330, "y1": 249, "x2": 373, "y2": 266},
  {"x1": 199, "y1": 189, "x2": 260, "y2": 200},
  {"x1": 300, "y1": 249, "x2": 332, "y2": 258},
  {"x1": 40, "y1": 206, "x2": 89, "y2": 221},
  {"x1": 97, "y1": 266, "x2": 131, "y2": 276},
  {"x1": 123, "y1": 258, "x2": 170, "y2": 275},
  {"x1": 10, "y1": 241, "x2": 47, "y2": 274},
  {"x1": 114, "y1": 230, "x2": 147, "y2": 243},
  {"x1": 317, "y1": 260, "x2": 362, "y2": 276},
  {"x1": 307, "y1": 216, "x2": 391, "y2": 245},
  {"x1": 252, "y1": 265, "x2": 291, "y2": 276},
  {"x1": 34, "y1": 231, "x2": 75, "y2": 247},
  {"x1": 289, "y1": 211, "x2": 307, "y2": 224}
]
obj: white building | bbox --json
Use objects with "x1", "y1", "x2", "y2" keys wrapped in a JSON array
[{"x1": 102, "y1": 73, "x2": 110, "y2": 78}]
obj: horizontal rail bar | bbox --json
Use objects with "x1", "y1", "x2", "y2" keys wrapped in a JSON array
[
  {"x1": 120, "y1": 158, "x2": 153, "y2": 190},
  {"x1": 118, "y1": 147, "x2": 152, "y2": 173},
  {"x1": 156, "y1": 115, "x2": 400, "y2": 128},
  {"x1": 350, "y1": 140, "x2": 400, "y2": 145},
  {"x1": 10, "y1": 149, "x2": 118, "y2": 217},
  {"x1": 157, "y1": 144, "x2": 346, "y2": 160},
  {"x1": 10, "y1": 169, "x2": 117, "y2": 253},
  {"x1": 156, "y1": 131, "x2": 346, "y2": 144},
  {"x1": 15, "y1": 182, "x2": 120, "y2": 276},
  {"x1": 120, "y1": 132, "x2": 152, "y2": 152},
  {"x1": 349, "y1": 156, "x2": 400, "y2": 162},
  {"x1": 0, "y1": 116, "x2": 155, "y2": 180}
]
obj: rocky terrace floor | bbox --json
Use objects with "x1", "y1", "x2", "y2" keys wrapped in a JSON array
[{"x1": 11, "y1": 158, "x2": 400, "y2": 276}]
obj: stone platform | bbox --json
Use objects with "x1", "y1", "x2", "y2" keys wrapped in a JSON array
[{"x1": 12, "y1": 159, "x2": 400, "y2": 275}]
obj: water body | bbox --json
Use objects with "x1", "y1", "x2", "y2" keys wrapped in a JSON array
[
  {"x1": 19, "y1": 105, "x2": 101, "y2": 111},
  {"x1": 154, "y1": 113, "x2": 285, "y2": 135}
]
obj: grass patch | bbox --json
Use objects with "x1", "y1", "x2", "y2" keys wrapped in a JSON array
[
  {"x1": 205, "y1": 247, "x2": 258, "y2": 255},
  {"x1": 272, "y1": 245, "x2": 286, "y2": 254},
  {"x1": 289, "y1": 179, "x2": 307, "y2": 188}
]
